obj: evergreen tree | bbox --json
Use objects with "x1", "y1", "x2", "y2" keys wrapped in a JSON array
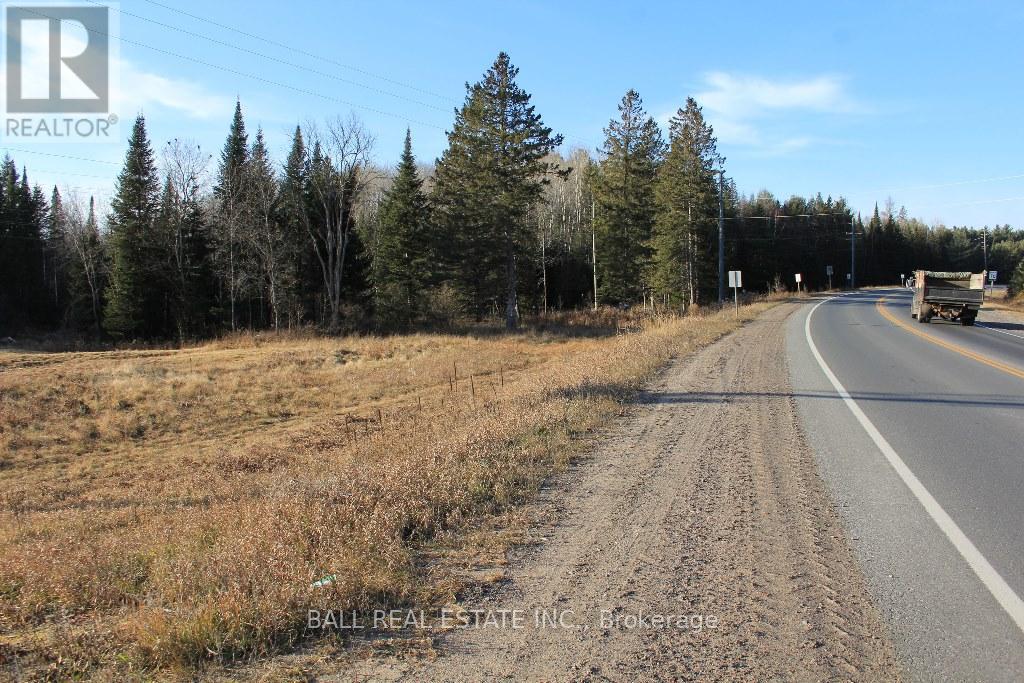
[
  {"x1": 433, "y1": 52, "x2": 563, "y2": 328},
  {"x1": 212, "y1": 99, "x2": 250, "y2": 330},
  {"x1": 160, "y1": 139, "x2": 216, "y2": 340},
  {"x1": 154, "y1": 178, "x2": 185, "y2": 336},
  {"x1": 105, "y1": 114, "x2": 161, "y2": 338},
  {"x1": 280, "y1": 125, "x2": 317, "y2": 326},
  {"x1": 247, "y1": 127, "x2": 292, "y2": 330},
  {"x1": 592, "y1": 90, "x2": 663, "y2": 305},
  {"x1": 45, "y1": 186, "x2": 68, "y2": 316},
  {"x1": 0, "y1": 159, "x2": 48, "y2": 331},
  {"x1": 375, "y1": 129, "x2": 431, "y2": 325},
  {"x1": 865, "y1": 203, "x2": 883, "y2": 283},
  {"x1": 341, "y1": 225, "x2": 372, "y2": 309},
  {"x1": 649, "y1": 97, "x2": 722, "y2": 306},
  {"x1": 1010, "y1": 259, "x2": 1024, "y2": 298}
]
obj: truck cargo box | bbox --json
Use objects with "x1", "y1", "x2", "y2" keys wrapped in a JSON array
[{"x1": 911, "y1": 270, "x2": 985, "y2": 326}]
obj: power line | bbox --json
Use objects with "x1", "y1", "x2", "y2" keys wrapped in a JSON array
[
  {"x1": 87, "y1": 0, "x2": 451, "y2": 115},
  {"x1": 917, "y1": 195, "x2": 1024, "y2": 210},
  {"x1": 851, "y1": 172, "x2": 1024, "y2": 196},
  {"x1": 21, "y1": 4, "x2": 598, "y2": 160},
  {"x1": 1, "y1": 147, "x2": 121, "y2": 165},
  {"x1": 23, "y1": 168, "x2": 114, "y2": 180},
  {"x1": 20, "y1": 6, "x2": 448, "y2": 132},
  {"x1": 722, "y1": 212, "x2": 855, "y2": 220},
  {"x1": 113, "y1": 2, "x2": 601, "y2": 153},
  {"x1": 138, "y1": 0, "x2": 458, "y2": 105}
]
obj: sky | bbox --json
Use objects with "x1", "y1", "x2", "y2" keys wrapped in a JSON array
[{"x1": 3, "y1": 0, "x2": 1024, "y2": 228}]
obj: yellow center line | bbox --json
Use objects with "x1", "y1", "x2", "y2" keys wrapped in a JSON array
[{"x1": 876, "y1": 297, "x2": 1024, "y2": 381}]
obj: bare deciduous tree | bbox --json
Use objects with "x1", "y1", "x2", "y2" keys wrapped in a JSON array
[
  {"x1": 296, "y1": 115, "x2": 374, "y2": 332},
  {"x1": 62, "y1": 192, "x2": 105, "y2": 334},
  {"x1": 161, "y1": 139, "x2": 212, "y2": 340}
]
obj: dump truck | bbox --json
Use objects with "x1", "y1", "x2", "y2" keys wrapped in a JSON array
[{"x1": 911, "y1": 270, "x2": 986, "y2": 325}]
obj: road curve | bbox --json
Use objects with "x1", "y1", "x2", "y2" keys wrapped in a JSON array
[
  {"x1": 787, "y1": 288, "x2": 1024, "y2": 682},
  {"x1": 339, "y1": 303, "x2": 900, "y2": 682}
]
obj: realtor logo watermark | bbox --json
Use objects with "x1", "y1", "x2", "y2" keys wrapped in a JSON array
[{"x1": 3, "y1": 2, "x2": 119, "y2": 141}]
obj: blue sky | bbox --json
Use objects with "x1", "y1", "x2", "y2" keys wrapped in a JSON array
[{"x1": 4, "y1": 0, "x2": 1024, "y2": 227}]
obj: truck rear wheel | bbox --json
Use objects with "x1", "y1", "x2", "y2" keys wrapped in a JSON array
[
  {"x1": 918, "y1": 307, "x2": 931, "y2": 323},
  {"x1": 961, "y1": 316, "x2": 976, "y2": 326}
]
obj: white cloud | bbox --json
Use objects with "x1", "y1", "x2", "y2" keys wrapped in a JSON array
[
  {"x1": 696, "y1": 72, "x2": 853, "y2": 120},
  {"x1": 2, "y1": 20, "x2": 228, "y2": 120},
  {"x1": 679, "y1": 72, "x2": 860, "y2": 154},
  {"x1": 116, "y1": 60, "x2": 230, "y2": 120}
]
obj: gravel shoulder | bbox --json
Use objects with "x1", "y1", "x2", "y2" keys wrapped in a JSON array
[{"x1": 333, "y1": 303, "x2": 901, "y2": 682}]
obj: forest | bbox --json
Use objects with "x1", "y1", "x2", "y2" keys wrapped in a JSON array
[{"x1": 2, "y1": 52, "x2": 1023, "y2": 341}]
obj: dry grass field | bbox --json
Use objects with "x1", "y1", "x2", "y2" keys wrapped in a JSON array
[
  {"x1": 0, "y1": 302, "x2": 775, "y2": 680},
  {"x1": 983, "y1": 286, "x2": 1024, "y2": 315}
]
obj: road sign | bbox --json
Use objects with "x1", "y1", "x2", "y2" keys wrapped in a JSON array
[
  {"x1": 826, "y1": 265, "x2": 833, "y2": 276},
  {"x1": 728, "y1": 271, "x2": 742, "y2": 316},
  {"x1": 794, "y1": 273, "x2": 802, "y2": 283},
  {"x1": 989, "y1": 270, "x2": 998, "y2": 281}
]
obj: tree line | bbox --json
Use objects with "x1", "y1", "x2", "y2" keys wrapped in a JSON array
[{"x1": 2, "y1": 52, "x2": 1023, "y2": 341}]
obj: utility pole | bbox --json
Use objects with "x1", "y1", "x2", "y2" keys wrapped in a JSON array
[
  {"x1": 717, "y1": 169, "x2": 725, "y2": 304},
  {"x1": 591, "y1": 199, "x2": 598, "y2": 311},
  {"x1": 982, "y1": 225, "x2": 990, "y2": 296},
  {"x1": 540, "y1": 229, "x2": 547, "y2": 315},
  {"x1": 983, "y1": 225, "x2": 988, "y2": 274},
  {"x1": 850, "y1": 215, "x2": 856, "y2": 290}
]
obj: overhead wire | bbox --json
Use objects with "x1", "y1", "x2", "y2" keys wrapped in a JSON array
[
  {"x1": 138, "y1": 0, "x2": 457, "y2": 104},
  {"x1": 18, "y1": 6, "x2": 448, "y2": 132},
  {"x1": 126, "y1": 1, "x2": 601, "y2": 150},
  {"x1": 1, "y1": 147, "x2": 121, "y2": 165},
  {"x1": 85, "y1": 0, "x2": 451, "y2": 115}
]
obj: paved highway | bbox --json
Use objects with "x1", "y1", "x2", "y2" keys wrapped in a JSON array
[{"x1": 787, "y1": 288, "x2": 1024, "y2": 682}]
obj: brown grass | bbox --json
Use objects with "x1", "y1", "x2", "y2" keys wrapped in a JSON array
[
  {"x1": 980, "y1": 287, "x2": 1024, "y2": 317},
  {"x1": 0, "y1": 301, "x2": 776, "y2": 679}
]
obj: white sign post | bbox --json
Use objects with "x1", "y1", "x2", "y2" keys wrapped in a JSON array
[
  {"x1": 826, "y1": 265, "x2": 833, "y2": 290},
  {"x1": 795, "y1": 273, "x2": 802, "y2": 293},
  {"x1": 989, "y1": 270, "x2": 997, "y2": 296},
  {"x1": 728, "y1": 270, "x2": 742, "y2": 316}
]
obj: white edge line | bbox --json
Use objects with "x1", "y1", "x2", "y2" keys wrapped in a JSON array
[
  {"x1": 805, "y1": 294, "x2": 1024, "y2": 635},
  {"x1": 976, "y1": 323, "x2": 1024, "y2": 340}
]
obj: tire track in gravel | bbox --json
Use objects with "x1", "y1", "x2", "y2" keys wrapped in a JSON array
[{"x1": 337, "y1": 303, "x2": 902, "y2": 682}]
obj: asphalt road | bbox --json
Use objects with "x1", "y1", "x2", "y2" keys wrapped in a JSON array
[{"x1": 787, "y1": 288, "x2": 1024, "y2": 681}]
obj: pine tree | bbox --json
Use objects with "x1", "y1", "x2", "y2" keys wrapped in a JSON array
[
  {"x1": 280, "y1": 125, "x2": 316, "y2": 326},
  {"x1": 159, "y1": 139, "x2": 216, "y2": 340},
  {"x1": 433, "y1": 52, "x2": 563, "y2": 328},
  {"x1": 0, "y1": 159, "x2": 48, "y2": 330},
  {"x1": 154, "y1": 178, "x2": 185, "y2": 336},
  {"x1": 247, "y1": 127, "x2": 291, "y2": 330},
  {"x1": 864, "y1": 203, "x2": 883, "y2": 283},
  {"x1": 105, "y1": 114, "x2": 161, "y2": 338},
  {"x1": 212, "y1": 99, "x2": 249, "y2": 330},
  {"x1": 1010, "y1": 259, "x2": 1024, "y2": 298},
  {"x1": 45, "y1": 186, "x2": 68, "y2": 316},
  {"x1": 592, "y1": 90, "x2": 663, "y2": 305},
  {"x1": 375, "y1": 129, "x2": 431, "y2": 325},
  {"x1": 649, "y1": 97, "x2": 722, "y2": 306}
]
